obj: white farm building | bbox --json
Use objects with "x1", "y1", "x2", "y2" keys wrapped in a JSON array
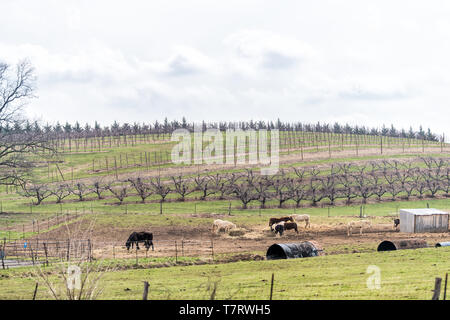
[{"x1": 399, "y1": 209, "x2": 449, "y2": 233}]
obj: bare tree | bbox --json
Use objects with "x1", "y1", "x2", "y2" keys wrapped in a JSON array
[
  {"x1": 70, "y1": 182, "x2": 91, "y2": 202},
  {"x1": 308, "y1": 176, "x2": 325, "y2": 206},
  {"x1": 0, "y1": 60, "x2": 35, "y2": 126},
  {"x1": 193, "y1": 174, "x2": 217, "y2": 201},
  {"x1": 0, "y1": 60, "x2": 54, "y2": 186},
  {"x1": 272, "y1": 171, "x2": 293, "y2": 208},
  {"x1": 91, "y1": 179, "x2": 107, "y2": 200},
  {"x1": 106, "y1": 181, "x2": 129, "y2": 204},
  {"x1": 411, "y1": 170, "x2": 427, "y2": 198},
  {"x1": 337, "y1": 164, "x2": 357, "y2": 204},
  {"x1": 444, "y1": 166, "x2": 450, "y2": 197},
  {"x1": 209, "y1": 173, "x2": 230, "y2": 200},
  {"x1": 320, "y1": 165, "x2": 341, "y2": 205},
  {"x1": 150, "y1": 177, "x2": 171, "y2": 203},
  {"x1": 50, "y1": 183, "x2": 72, "y2": 203},
  {"x1": 229, "y1": 172, "x2": 258, "y2": 209},
  {"x1": 287, "y1": 168, "x2": 309, "y2": 208},
  {"x1": 171, "y1": 175, "x2": 194, "y2": 202},
  {"x1": 254, "y1": 175, "x2": 273, "y2": 209},
  {"x1": 367, "y1": 164, "x2": 387, "y2": 201},
  {"x1": 19, "y1": 183, "x2": 51, "y2": 205},
  {"x1": 353, "y1": 172, "x2": 373, "y2": 204},
  {"x1": 382, "y1": 166, "x2": 402, "y2": 201},
  {"x1": 420, "y1": 157, "x2": 446, "y2": 197},
  {"x1": 128, "y1": 176, "x2": 152, "y2": 203}
]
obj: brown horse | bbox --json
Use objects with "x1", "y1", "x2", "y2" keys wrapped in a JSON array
[
  {"x1": 269, "y1": 216, "x2": 294, "y2": 231},
  {"x1": 283, "y1": 222, "x2": 299, "y2": 234}
]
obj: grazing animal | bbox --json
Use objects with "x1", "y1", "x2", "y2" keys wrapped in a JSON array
[
  {"x1": 273, "y1": 221, "x2": 285, "y2": 228},
  {"x1": 269, "y1": 216, "x2": 294, "y2": 231},
  {"x1": 126, "y1": 231, "x2": 154, "y2": 251},
  {"x1": 290, "y1": 214, "x2": 310, "y2": 228},
  {"x1": 283, "y1": 222, "x2": 299, "y2": 234},
  {"x1": 271, "y1": 221, "x2": 285, "y2": 234},
  {"x1": 274, "y1": 224, "x2": 284, "y2": 236},
  {"x1": 393, "y1": 219, "x2": 400, "y2": 230},
  {"x1": 347, "y1": 220, "x2": 372, "y2": 236},
  {"x1": 212, "y1": 219, "x2": 237, "y2": 234}
]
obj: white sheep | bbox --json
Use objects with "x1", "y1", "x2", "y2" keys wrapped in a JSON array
[
  {"x1": 291, "y1": 214, "x2": 310, "y2": 228},
  {"x1": 212, "y1": 219, "x2": 237, "y2": 234},
  {"x1": 347, "y1": 220, "x2": 372, "y2": 236}
]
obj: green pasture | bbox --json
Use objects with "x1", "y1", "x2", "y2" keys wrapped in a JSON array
[{"x1": 0, "y1": 246, "x2": 448, "y2": 300}]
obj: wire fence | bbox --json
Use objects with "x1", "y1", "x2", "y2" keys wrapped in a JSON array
[
  {"x1": 0, "y1": 237, "x2": 220, "y2": 269},
  {"x1": 0, "y1": 212, "x2": 83, "y2": 241},
  {"x1": 0, "y1": 238, "x2": 92, "y2": 269},
  {"x1": 91, "y1": 239, "x2": 217, "y2": 261}
]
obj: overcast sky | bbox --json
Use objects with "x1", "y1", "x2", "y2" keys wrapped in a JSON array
[{"x1": 1, "y1": 0, "x2": 449, "y2": 139}]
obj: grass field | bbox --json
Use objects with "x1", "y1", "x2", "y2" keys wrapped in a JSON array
[
  {"x1": 0, "y1": 131, "x2": 449, "y2": 300},
  {"x1": 1, "y1": 246, "x2": 449, "y2": 300}
]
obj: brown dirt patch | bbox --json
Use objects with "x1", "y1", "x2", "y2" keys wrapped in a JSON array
[{"x1": 29, "y1": 217, "x2": 450, "y2": 261}]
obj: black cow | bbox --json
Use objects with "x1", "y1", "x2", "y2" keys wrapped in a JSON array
[
  {"x1": 393, "y1": 219, "x2": 400, "y2": 230},
  {"x1": 125, "y1": 231, "x2": 154, "y2": 251},
  {"x1": 274, "y1": 224, "x2": 284, "y2": 236}
]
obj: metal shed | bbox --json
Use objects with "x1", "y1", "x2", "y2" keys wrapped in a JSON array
[
  {"x1": 399, "y1": 209, "x2": 449, "y2": 233},
  {"x1": 266, "y1": 241, "x2": 324, "y2": 260}
]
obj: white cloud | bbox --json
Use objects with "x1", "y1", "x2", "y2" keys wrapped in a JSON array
[
  {"x1": 146, "y1": 46, "x2": 219, "y2": 76},
  {"x1": 223, "y1": 29, "x2": 315, "y2": 76},
  {"x1": 0, "y1": 1, "x2": 449, "y2": 140}
]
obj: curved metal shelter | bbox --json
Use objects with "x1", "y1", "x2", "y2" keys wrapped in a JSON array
[
  {"x1": 266, "y1": 241, "x2": 324, "y2": 260},
  {"x1": 377, "y1": 239, "x2": 428, "y2": 251},
  {"x1": 435, "y1": 242, "x2": 450, "y2": 248}
]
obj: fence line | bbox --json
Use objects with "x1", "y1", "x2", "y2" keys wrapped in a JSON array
[
  {"x1": 0, "y1": 238, "x2": 92, "y2": 269},
  {"x1": 0, "y1": 237, "x2": 222, "y2": 269},
  {"x1": 0, "y1": 212, "x2": 83, "y2": 241}
]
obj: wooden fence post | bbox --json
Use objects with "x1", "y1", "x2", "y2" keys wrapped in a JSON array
[
  {"x1": 31, "y1": 247, "x2": 35, "y2": 265},
  {"x1": 43, "y1": 243, "x2": 49, "y2": 267},
  {"x1": 432, "y1": 277, "x2": 442, "y2": 300},
  {"x1": 444, "y1": 273, "x2": 448, "y2": 301},
  {"x1": 175, "y1": 241, "x2": 178, "y2": 263},
  {"x1": 143, "y1": 281, "x2": 149, "y2": 300},
  {"x1": 67, "y1": 239, "x2": 70, "y2": 261},
  {"x1": 1, "y1": 238, "x2": 5, "y2": 270},
  {"x1": 88, "y1": 239, "x2": 92, "y2": 262},
  {"x1": 211, "y1": 238, "x2": 214, "y2": 261},
  {"x1": 32, "y1": 282, "x2": 39, "y2": 300},
  {"x1": 270, "y1": 273, "x2": 274, "y2": 300}
]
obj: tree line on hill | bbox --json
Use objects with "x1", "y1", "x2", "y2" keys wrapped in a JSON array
[
  {"x1": 0, "y1": 117, "x2": 442, "y2": 142},
  {"x1": 0, "y1": 59, "x2": 445, "y2": 191}
]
